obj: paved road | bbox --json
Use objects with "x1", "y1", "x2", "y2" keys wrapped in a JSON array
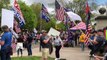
[{"x1": 12, "y1": 45, "x2": 90, "y2": 60}]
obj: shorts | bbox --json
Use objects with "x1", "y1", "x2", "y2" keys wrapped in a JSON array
[
  {"x1": 16, "y1": 43, "x2": 23, "y2": 51},
  {"x1": 42, "y1": 48, "x2": 49, "y2": 58}
]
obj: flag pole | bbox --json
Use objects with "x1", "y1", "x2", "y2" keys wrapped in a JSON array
[{"x1": 72, "y1": 20, "x2": 84, "y2": 33}]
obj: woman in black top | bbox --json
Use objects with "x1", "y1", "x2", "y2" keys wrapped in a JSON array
[{"x1": 16, "y1": 34, "x2": 24, "y2": 57}]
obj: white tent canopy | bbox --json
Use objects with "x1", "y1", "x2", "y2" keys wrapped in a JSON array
[{"x1": 66, "y1": 11, "x2": 82, "y2": 21}]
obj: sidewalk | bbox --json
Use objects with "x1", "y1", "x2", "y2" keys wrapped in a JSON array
[{"x1": 12, "y1": 44, "x2": 90, "y2": 60}]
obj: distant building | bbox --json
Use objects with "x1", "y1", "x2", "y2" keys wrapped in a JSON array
[
  {"x1": 95, "y1": 16, "x2": 107, "y2": 30},
  {"x1": 95, "y1": 6, "x2": 107, "y2": 30}
]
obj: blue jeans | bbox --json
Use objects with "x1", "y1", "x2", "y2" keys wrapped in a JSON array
[
  {"x1": 1, "y1": 49, "x2": 11, "y2": 60},
  {"x1": 27, "y1": 43, "x2": 32, "y2": 56},
  {"x1": 80, "y1": 42, "x2": 85, "y2": 51}
]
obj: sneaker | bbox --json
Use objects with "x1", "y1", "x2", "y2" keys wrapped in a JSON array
[{"x1": 89, "y1": 54, "x2": 94, "y2": 57}]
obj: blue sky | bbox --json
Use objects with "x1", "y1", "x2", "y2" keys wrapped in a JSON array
[{"x1": 95, "y1": 0, "x2": 107, "y2": 5}]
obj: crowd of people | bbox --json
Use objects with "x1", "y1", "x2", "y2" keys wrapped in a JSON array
[
  {"x1": 0, "y1": 25, "x2": 64, "y2": 60},
  {"x1": 0, "y1": 25, "x2": 107, "y2": 60}
]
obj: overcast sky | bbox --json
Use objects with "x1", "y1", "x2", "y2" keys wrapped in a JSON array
[
  {"x1": 10, "y1": 0, "x2": 73, "y2": 5},
  {"x1": 10, "y1": 0, "x2": 72, "y2": 14},
  {"x1": 10, "y1": 0, "x2": 107, "y2": 14}
]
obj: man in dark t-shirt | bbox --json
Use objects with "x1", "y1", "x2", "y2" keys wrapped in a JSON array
[
  {"x1": 40, "y1": 36, "x2": 50, "y2": 48},
  {"x1": 40, "y1": 30, "x2": 51, "y2": 60},
  {"x1": 91, "y1": 30, "x2": 106, "y2": 57},
  {"x1": 26, "y1": 34, "x2": 33, "y2": 56}
]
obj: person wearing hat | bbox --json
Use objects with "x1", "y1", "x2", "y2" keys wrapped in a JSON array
[
  {"x1": 0, "y1": 25, "x2": 12, "y2": 60},
  {"x1": 40, "y1": 30, "x2": 52, "y2": 60}
]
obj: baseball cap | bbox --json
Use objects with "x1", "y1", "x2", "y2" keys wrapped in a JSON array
[{"x1": 41, "y1": 30, "x2": 47, "y2": 33}]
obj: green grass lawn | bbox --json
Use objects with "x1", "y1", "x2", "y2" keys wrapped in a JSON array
[{"x1": 12, "y1": 56, "x2": 54, "y2": 60}]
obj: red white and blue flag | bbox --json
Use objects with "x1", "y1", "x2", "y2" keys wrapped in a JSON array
[
  {"x1": 12, "y1": 0, "x2": 25, "y2": 28},
  {"x1": 55, "y1": 0, "x2": 65, "y2": 21},
  {"x1": 41, "y1": 4, "x2": 50, "y2": 22},
  {"x1": 84, "y1": 2, "x2": 92, "y2": 46}
]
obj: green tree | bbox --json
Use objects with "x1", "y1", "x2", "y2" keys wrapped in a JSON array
[
  {"x1": 30, "y1": 3, "x2": 42, "y2": 30},
  {"x1": 31, "y1": 3, "x2": 56, "y2": 31},
  {"x1": 65, "y1": 0, "x2": 86, "y2": 22},
  {"x1": 0, "y1": 1, "x2": 3, "y2": 19},
  {"x1": 0, "y1": 1, "x2": 3, "y2": 26},
  {"x1": 55, "y1": 22, "x2": 66, "y2": 31},
  {"x1": 18, "y1": 1, "x2": 37, "y2": 31},
  {"x1": 41, "y1": 17, "x2": 56, "y2": 31},
  {"x1": 0, "y1": 0, "x2": 10, "y2": 20}
]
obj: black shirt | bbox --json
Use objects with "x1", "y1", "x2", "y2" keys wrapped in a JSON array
[
  {"x1": 95, "y1": 36, "x2": 105, "y2": 52},
  {"x1": 96, "y1": 36, "x2": 105, "y2": 46},
  {"x1": 17, "y1": 36, "x2": 24, "y2": 43},
  {"x1": 40, "y1": 36, "x2": 50, "y2": 48},
  {"x1": 27, "y1": 35, "x2": 33, "y2": 44}
]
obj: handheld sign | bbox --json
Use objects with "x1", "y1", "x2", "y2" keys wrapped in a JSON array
[
  {"x1": 1, "y1": 9, "x2": 14, "y2": 28},
  {"x1": 48, "y1": 28, "x2": 60, "y2": 36}
]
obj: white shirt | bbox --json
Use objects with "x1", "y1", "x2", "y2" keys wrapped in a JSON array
[{"x1": 54, "y1": 37, "x2": 62, "y2": 46}]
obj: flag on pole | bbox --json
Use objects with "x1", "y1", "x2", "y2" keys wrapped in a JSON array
[
  {"x1": 12, "y1": 0, "x2": 25, "y2": 27},
  {"x1": 64, "y1": 8, "x2": 75, "y2": 28},
  {"x1": 41, "y1": 4, "x2": 50, "y2": 22},
  {"x1": 84, "y1": 2, "x2": 92, "y2": 45},
  {"x1": 55, "y1": 0, "x2": 65, "y2": 21}
]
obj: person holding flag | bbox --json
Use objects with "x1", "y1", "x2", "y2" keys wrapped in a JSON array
[{"x1": 90, "y1": 30, "x2": 106, "y2": 59}]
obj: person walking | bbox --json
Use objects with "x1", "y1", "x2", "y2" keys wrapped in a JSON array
[
  {"x1": 88, "y1": 31, "x2": 97, "y2": 56},
  {"x1": 40, "y1": 30, "x2": 52, "y2": 60},
  {"x1": 54, "y1": 36, "x2": 63, "y2": 60},
  {"x1": 16, "y1": 33, "x2": 24, "y2": 57},
  {"x1": 26, "y1": 33, "x2": 33, "y2": 56},
  {"x1": 90, "y1": 30, "x2": 106, "y2": 58},
  {"x1": 0, "y1": 25, "x2": 12, "y2": 60},
  {"x1": 79, "y1": 33, "x2": 85, "y2": 51}
]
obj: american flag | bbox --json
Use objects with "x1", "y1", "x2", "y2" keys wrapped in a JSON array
[
  {"x1": 41, "y1": 4, "x2": 50, "y2": 22},
  {"x1": 84, "y1": 2, "x2": 92, "y2": 45},
  {"x1": 55, "y1": 0, "x2": 65, "y2": 21},
  {"x1": 85, "y1": 24, "x2": 92, "y2": 45},
  {"x1": 12, "y1": 0, "x2": 25, "y2": 27},
  {"x1": 42, "y1": 4, "x2": 48, "y2": 14},
  {"x1": 14, "y1": 0, "x2": 22, "y2": 16}
]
